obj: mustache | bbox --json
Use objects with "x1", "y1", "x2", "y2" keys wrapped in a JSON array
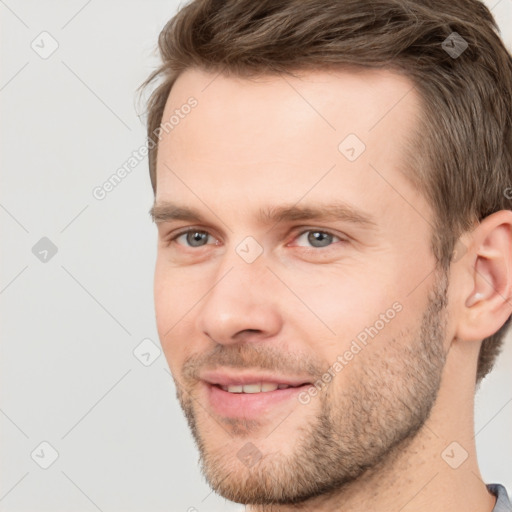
[{"x1": 181, "y1": 342, "x2": 325, "y2": 384}]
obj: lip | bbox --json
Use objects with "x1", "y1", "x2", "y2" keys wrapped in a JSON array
[
  {"x1": 200, "y1": 370, "x2": 312, "y2": 387},
  {"x1": 200, "y1": 369, "x2": 314, "y2": 419},
  {"x1": 203, "y1": 381, "x2": 312, "y2": 419},
  {"x1": 204, "y1": 382, "x2": 311, "y2": 419}
]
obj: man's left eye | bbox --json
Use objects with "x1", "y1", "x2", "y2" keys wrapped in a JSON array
[{"x1": 294, "y1": 230, "x2": 342, "y2": 248}]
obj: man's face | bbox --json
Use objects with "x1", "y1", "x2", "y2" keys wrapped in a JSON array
[{"x1": 153, "y1": 67, "x2": 450, "y2": 504}]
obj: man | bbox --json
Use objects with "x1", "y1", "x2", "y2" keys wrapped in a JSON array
[{"x1": 143, "y1": 0, "x2": 512, "y2": 510}]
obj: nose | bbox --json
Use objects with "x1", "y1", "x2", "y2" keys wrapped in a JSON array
[{"x1": 195, "y1": 257, "x2": 283, "y2": 345}]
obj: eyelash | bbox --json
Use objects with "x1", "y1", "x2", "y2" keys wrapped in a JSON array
[{"x1": 165, "y1": 227, "x2": 345, "y2": 250}]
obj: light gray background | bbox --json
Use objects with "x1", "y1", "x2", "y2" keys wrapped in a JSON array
[{"x1": 1, "y1": 1, "x2": 511, "y2": 511}]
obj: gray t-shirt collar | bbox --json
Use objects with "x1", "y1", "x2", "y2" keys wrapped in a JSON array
[{"x1": 488, "y1": 484, "x2": 512, "y2": 512}]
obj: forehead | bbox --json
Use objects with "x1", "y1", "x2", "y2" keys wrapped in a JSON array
[
  {"x1": 155, "y1": 66, "x2": 428, "y2": 230},
  {"x1": 162, "y1": 66, "x2": 418, "y2": 140}
]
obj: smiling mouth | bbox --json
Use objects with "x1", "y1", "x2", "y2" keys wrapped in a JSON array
[
  {"x1": 214, "y1": 382, "x2": 309, "y2": 393},
  {"x1": 204, "y1": 381, "x2": 313, "y2": 419}
]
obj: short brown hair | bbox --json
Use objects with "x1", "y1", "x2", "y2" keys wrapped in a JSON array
[{"x1": 141, "y1": 0, "x2": 512, "y2": 383}]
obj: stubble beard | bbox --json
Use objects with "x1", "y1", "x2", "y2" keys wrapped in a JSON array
[{"x1": 173, "y1": 271, "x2": 449, "y2": 506}]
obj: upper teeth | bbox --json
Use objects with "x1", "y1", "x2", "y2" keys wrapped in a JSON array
[{"x1": 221, "y1": 383, "x2": 291, "y2": 393}]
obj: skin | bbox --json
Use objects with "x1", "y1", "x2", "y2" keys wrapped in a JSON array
[{"x1": 152, "y1": 67, "x2": 512, "y2": 511}]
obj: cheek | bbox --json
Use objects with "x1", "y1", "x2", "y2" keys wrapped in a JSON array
[
  {"x1": 154, "y1": 258, "x2": 194, "y2": 319},
  {"x1": 284, "y1": 267, "x2": 413, "y2": 368},
  {"x1": 153, "y1": 262, "x2": 187, "y2": 353},
  {"x1": 285, "y1": 270, "x2": 391, "y2": 334},
  {"x1": 153, "y1": 262, "x2": 171, "y2": 335},
  {"x1": 153, "y1": 260, "x2": 207, "y2": 367}
]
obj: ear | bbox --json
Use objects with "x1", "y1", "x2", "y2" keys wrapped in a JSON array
[{"x1": 455, "y1": 210, "x2": 512, "y2": 343}]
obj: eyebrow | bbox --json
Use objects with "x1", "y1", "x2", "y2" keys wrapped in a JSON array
[{"x1": 149, "y1": 200, "x2": 378, "y2": 230}]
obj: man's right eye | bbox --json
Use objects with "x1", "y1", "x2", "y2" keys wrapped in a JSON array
[{"x1": 170, "y1": 228, "x2": 216, "y2": 248}]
